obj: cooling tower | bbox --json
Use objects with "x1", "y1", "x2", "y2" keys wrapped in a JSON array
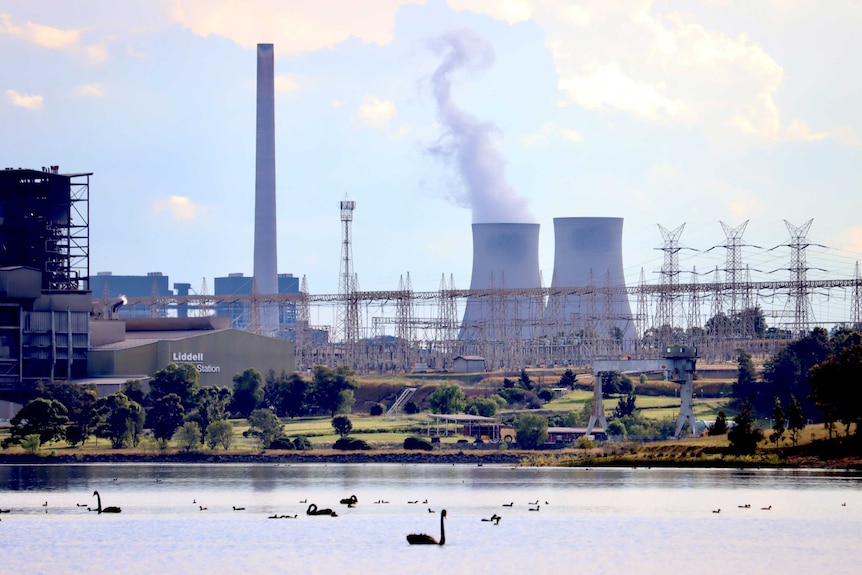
[
  {"x1": 459, "y1": 223, "x2": 542, "y2": 343},
  {"x1": 253, "y1": 43, "x2": 279, "y2": 335},
  {"x1": 547, "y1": 217, "x2": 635, "y2": 343}
]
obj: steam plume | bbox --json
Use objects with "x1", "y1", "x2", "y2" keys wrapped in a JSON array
[{"x1": 427, "y1": 30, "x2": 533, "y2": 223}]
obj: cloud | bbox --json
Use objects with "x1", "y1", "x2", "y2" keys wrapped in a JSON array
[
  {"x1": 274, "y1": 74, "x2": 299, "y2": 94},
  {"x1": 712, "y1": 182, "x2": 761, "y2": 218},
  {"x1": 168, "y1": 0, "x2": 423, "y2": 54},
  {"x1": 74, "y1": 83, "x2": 104, "y2": 97},
  {"x1": 457, "y1": 0, "x2": 836, "y2": 146},
  {"x1": 4, "y1": 89, "x2": 43, "y2": 110},
  {"x1": 448, "y1": 0, "x2": 534, "y2": 24},
  {"x1": 521, "y1": 122, "x2": 583, "y2": 147},
  {"x1": 357, "y1": 95, "x2": 397, "y2": 128},
  {"x1": 331, "y1": 99, "x2": 346, "y2": 109},
  {"x1": 0, "y1": 13, "x2": 108, "y2": 63},
  {"x1": 152, "y1": 196, "x2": 209, "y2": 220}
]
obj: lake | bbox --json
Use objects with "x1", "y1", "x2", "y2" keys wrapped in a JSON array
[{"x1": 1, "y1": 463, "x2": 860, "y2": 574}]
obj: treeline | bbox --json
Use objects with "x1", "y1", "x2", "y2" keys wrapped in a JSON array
[
  {"x1": 1, "y1": 364, "x2": 359, "y2": 451},
  {"x1": 732, "y1": 325, "x2": 862, "y2": 442}
]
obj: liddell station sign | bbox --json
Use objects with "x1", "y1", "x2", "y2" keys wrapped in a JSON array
[{"x1": 172, "y1": 352, "x2": 221, "y2": 374}]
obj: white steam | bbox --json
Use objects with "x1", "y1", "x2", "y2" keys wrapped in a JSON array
[{"x1": 426, "y1": 30, "x2": 534, "y2": 223}]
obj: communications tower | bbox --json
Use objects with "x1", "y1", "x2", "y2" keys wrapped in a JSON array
[{"x1": 336, "y1": 197, "x2": 360, "y2": 348}]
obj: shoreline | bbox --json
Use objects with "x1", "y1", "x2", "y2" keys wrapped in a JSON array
[{"x1": 0, "y1": 450, "x2": 859, "y2": 469}]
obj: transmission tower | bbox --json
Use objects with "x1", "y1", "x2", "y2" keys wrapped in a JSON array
[
  {"x1": 783, "y1": 219, "x2": 814, "y2": 337},
  {"x1": 853, "y1": 262, "x2": 861, "y2": 326},
  {"x1": 655, "y1": 223, "x2": 686, "y2": 343},
  {"x1": 719, "y1": 220, "x2": 749, "y2": 316}
]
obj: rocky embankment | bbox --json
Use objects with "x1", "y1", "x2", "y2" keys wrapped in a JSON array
[{"x1": 0, "y1": 450, "x2": 524, "y2": 465}]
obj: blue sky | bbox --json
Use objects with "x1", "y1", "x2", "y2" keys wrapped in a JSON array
[{"x1": 2, "y1": 0, "x2": 861, "y2": 324}]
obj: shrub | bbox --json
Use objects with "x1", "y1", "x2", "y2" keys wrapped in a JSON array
[
  {"x1": 269, "y1": 436, "x2": 296, "y2": 450},
  {"x1": 403, "y1": 436, "x2": 433, "y2": 451},
  {"x1": 333, "y1": 437, "x2": 372, "y2": 450},
  {"x1": 293, "y1": 436, "x2": 312, "y2": 450},
  {"x1": 403, "y1": 400, "x2": 419, "y2": 414},
  {"x1": 369, "y1": 403, "x2": 384, "y2": 416}
]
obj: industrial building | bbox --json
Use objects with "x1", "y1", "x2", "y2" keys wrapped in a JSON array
[{"x1": 0, "y1": 167, "x2": 295, "y2": 414}]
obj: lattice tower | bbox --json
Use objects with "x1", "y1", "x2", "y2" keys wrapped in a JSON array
[
  {"x1": 655, "y1": 223, "x2": 686, "y2": 343},
  {"x1": 295, "y1": 275, "x2": 311, "y2": 371},
  {"x1": 783, "y1": 219, "x2": 814, "y2": 337},
  {"x1": 336, "y1": 197, "x2": 359, "y2": 344},
  {"x1": 719, "y1": 220, "x2": 749, "y2": 316},
  {"x1": 636, "y1": 268, "x2": 648, "y2": 341},
  {"x1": 853, "y1": 262, "x2": 861, "y2": 326},
  {"x1": 197, "y1": 277, "x2": 211, "y2": 317},
  {"x1": 396, "y1": 273, "x2": 415, "y2": 371},
  {"x1": 687, "y1": 267, "x2": 701, "y2": 336}
]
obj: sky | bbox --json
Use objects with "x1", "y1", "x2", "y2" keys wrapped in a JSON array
[{"x1": 2, "y1": 0, "x2": 861, "y2": 325}]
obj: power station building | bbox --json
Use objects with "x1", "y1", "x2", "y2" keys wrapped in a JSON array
[{"x1": 0, "y1": 167, "x2": 295, "y2": 411}]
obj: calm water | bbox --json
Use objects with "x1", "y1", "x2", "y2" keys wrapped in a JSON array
[{"x1": 1, "y1": 463, "x2": 860, "y2": 575}]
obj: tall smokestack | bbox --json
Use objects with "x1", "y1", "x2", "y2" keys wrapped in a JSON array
[
  {"x1": 254, "y1": 43, "x2": 278, "y2": 335},
  {"x1": 460, "y1": 223, "x2": 542, "y2": 345},
  {"x1": 547, "y1": 217, "x2": 635, "y2": 344}
]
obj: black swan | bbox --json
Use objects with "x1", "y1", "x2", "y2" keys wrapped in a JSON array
[
  {"x1": 340, "y1": 495, "x2": 358, "y2": 505},
  {"x1": 307, "y1": 503, "x2": 337, "y2": 516},
  {"x1": 407, "y1": 509, "x2": 446, "y2": 545},
  {"x1": 482, "y1": 514, "x2": 501, "y2": 524},
  {"x1": 92, "y1": 490, "x2": 121, "y2": 514},
  {"x1": 233, "y1": 506, "x2": 246, "y2": 511}
]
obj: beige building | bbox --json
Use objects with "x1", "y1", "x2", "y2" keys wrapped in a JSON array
[{"x1": 84, "y1": 316, "x2": 295, "y2": 394}]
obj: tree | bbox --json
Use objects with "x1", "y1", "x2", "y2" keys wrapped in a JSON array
[
  {"x1": 188, "y1": 386, "x2": 232, "y2": 443},
  {"x1": 518, "y1": 369, "x2": 533, "y2": 390},
  {"x1": 331, "y1": 415, "x2": 353, "y2": 438},
  {"x1": 809, "y1": 343, "x2": 862, "y2": 438},
  {"x1": 247, "y1": 408, "x2": 283, "y2": 448},
  {"x1": 95, "y1": 393, "x2": 145, "y2": 449},
  {"x1": 515, "y1": 413, "x2": 548, "y2": 449},
  {"x1": 709, "y1": 411, "x2": 728, "y2": 435},
  {"x1": 205, "y1": 420, "x2": 233, "y2": 450},
  {"x1": 465, "y1": 397, "x2": 498, "y2": 417},
  {"x1": 613, "y1": 392, "x2": 637, "y2": 418},
  {"x1": 428, "y1": 383, "x2": 466, "y2": 414},
  {"x1": 149, "y1": 363, "x2": 200, "y2": 409},
  {"x1": 727, "y1": 400, "x2": 763, "y2": 455},
  {"x1": 283, "y1": 374, "x2": 312, "y2": 418},
  {"x1": 122, "y1": 379, "x2": 147, "y2": 407},
  {"x1": 770, "y1": 397, "x2": 786, "y2": 446},
  {"x1": 605, "y1": 419, "x2": 626, "y2": 440},
  {"x1": 146, "y1": 393, "x2": 185, "y2": 446},
  {"x1": 788, "y1": 395, "x2": 805, "y2": 447},
  {"x1": 231, "y1": 368, "x2": 265, "y2": 418},
  {"x1": 559, "y1": 369, "x2": 576, "y2": 389},
  {"x1": 601, "y1": 371, "x2": 633, "y2": 397},
  {"x1": 3, "y1": 398, "x2": 69, "y2": 448},
  {"x1": 733, "y1": 348, "x2": 758, "y2": 403},
  {"x1": 403, "y1": 400, "x2": 420, "y2": 415},
  {"x1": 174, "y1": 421, "x2": 202, "y2": 452},
  {"x1": 21, "y1": 434, "x2": 42, "y2": 454},
  {"x1": 313, "y1": 365, "x2": 358, "y2": 416}
]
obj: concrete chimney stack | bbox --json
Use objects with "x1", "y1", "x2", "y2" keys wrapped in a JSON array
[{"x1": 254, "y1": 43, "x2": 279, "y2": 335}]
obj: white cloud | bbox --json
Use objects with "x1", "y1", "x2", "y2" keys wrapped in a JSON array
[
  {"x1": 331, "y1": 100, "x2": 346, "y2": 109},
  {"x1": 357, "y1": 95, "x2": 397, "y2": 129},
  {"x1": 74, "y1": 83, "x2": 104, "y2": 97},
  {"x1": 0, "y1": 13, "x2": 108, "y2": 63},
  {"x1": 457, "y1": 0, "x2": 838, "y2": 146},
  {"x1": 152, "y1": 196, "x2": 209, "y2": 220},
  {"x1": 448, "y1": 0, "x2": 533, "y2": 24},
  {"x1": 5, "y1": 89, "x2": 43, "y2": 110},
  {"x1": 274, "y1": 74, "x2": 299, "y2": 94},
  {"x1": 521, "y1": 122, "x2": 583, "y2": 147},
  {"x1": 168, "y1": 0, "x2": 423, "y2": 54}
]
